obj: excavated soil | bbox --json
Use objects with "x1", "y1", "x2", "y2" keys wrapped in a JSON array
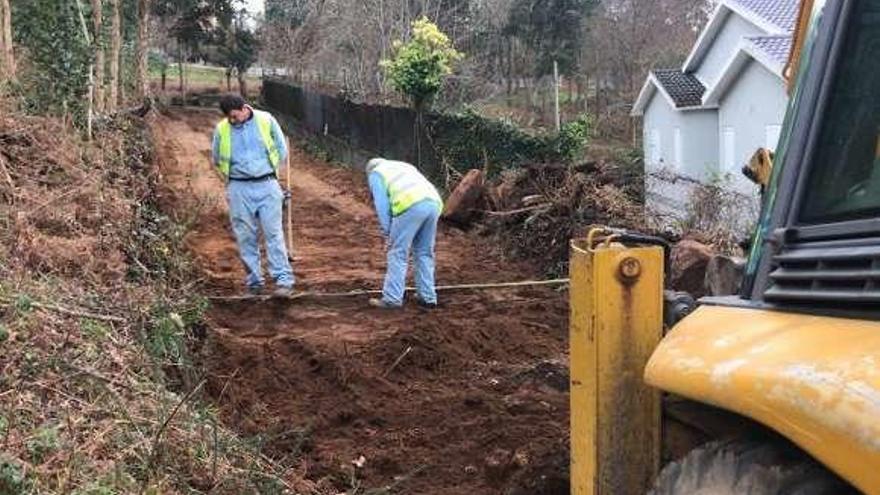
[{"x1": 152, "y1": 107, "x2": 570, "y2": 494}]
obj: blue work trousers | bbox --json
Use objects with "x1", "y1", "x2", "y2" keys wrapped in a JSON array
[
  {"x1": 226, "y1": 179, "x2": 295, "y2": 289},
  {"x1": 382, "y1": 199, "x2": 440, "y2": 306}
]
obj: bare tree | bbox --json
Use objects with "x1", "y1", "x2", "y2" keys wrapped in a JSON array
[
  {"x1": 0, "y1": 0, "x2": 13, "y2": 80},
  {"x1": 262, "y1": 0, "x2": 470, "y2": 101},
  {"x1": 135, "y1": 0, "x2": 151, "y2": 100},
  {"x1": 92, "y1": 0, "x2": 105, "y2": 112},
  {"x1": 0, "y1": 0, "x2": 5, "y2": 79},
  {"x1": 258, "y1": 0, "x2": 709, "y2": 140},
  {"x1": 108, "y1": 0, "x2": 121, "y2": 110},
  {"x1": 584, "y1": 0, "x2": 709, "y2": 140},
  {"x1": 151, "y1": 14, "x2": 175, "y2": 91}
]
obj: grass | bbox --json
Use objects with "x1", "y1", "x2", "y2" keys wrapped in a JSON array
[
  {"x1": 150, "y1": 64, "x2": 261, "y2": 88},
  {"x1": 467, "y1": 86, "x2": 592, "y2": 135}
]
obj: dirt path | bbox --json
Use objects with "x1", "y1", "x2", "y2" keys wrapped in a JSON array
[{"x1": 152, "y1": 108, "x2": 570, "y2": 494}]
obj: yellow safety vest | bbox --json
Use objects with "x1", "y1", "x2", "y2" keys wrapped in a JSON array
[
  {"x1": 374, "y1": 161, "x2": 443, "y2": 216},
  {"x1": 215, "y1": 110, "x2": 281, "y2": 177}
]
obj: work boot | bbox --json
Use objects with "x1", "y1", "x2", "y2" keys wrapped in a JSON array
[
  {"x1": 413, "y1": 295, "x2": 438, "y2": 309},
  {"x1": 246, "y1": 285, "x2": 264, "y2": 296},
  {"x1": 273, "y1": 286, "x2": 294, "y2": 298},
  {"x1": 368, "y1": 298, "x2": 401, "y2": 309}
]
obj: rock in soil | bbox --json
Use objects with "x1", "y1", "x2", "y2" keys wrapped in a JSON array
[
  {"x1": 443, "y1": 168, "x2": 486, "y2": 226},
  {"x1": 704, "y1": 254, "x2": 745, "y2": 296},
  {"x1": 670, "y1": 240, "x2": 714, "y2": 297}
]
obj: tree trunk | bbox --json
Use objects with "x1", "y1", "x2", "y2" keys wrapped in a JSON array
[
  {"x1": 237, "y1": 70, "x2": 247, "y2": 98},
  {"x1": 0, "y1": 0, "x2": 13, "y2": 80},
  {"x1": 593, "y1": 48, "x2": 601, "y2": 120},
  {"x1": 161, "y1": 66, "x2": 166, "y2": 90},
  {"x1": 226, "y1": 68, "x2": 232, "y2": 91},
  {"x1": 539, "y1": 77, "x2": 547, "y2": 117},
  {"x1": 579, "y1": 76, "x2": 588, "y2": 113},
  {"x1": 108, "y1": 0, "x2": 120, "y2": 111},
  {"x1": 135, "y1": 0, "x2": 150, "y2": 100},
  {"x1": 75, "y1": 0, "x2": 94, "y2": 139},
  {"x1": 0, "y1": 0, "x2": 5, "y2": 79},
  {"x1": 178, "y1": 45, "x2": 187, "y2": 104},
  {"x1": 506, "y1": 37, "x2": 512, "y2": 102},
  {"x1": 92, "y1": 0, "x2": 104, "y2": 112},
  {"x1": 627, "y1": 71, "x2": 635, "y2": 144},
  {"x1": 177, "y1": 46, "x2": 184, "y2": 93},
  {"x1": 414, "y1": 100, "x2": 424, "y2": 168}
]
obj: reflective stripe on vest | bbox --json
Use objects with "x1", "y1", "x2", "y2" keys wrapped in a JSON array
[
  {"x1": 374, "y1": 162, "x2": 442, "y2": 216},
  {"x1": 215, "y1": 110, "x2": 281, "y2": 177}
]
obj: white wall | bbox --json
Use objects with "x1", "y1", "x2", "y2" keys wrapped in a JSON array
[
  {"x1": 718, "y1": 60, "x2": 789, "y2": 194},
  {"x1": 638, "y1": 8, "x2": 778, "y2": 232},
  {"x1": 642, "y1": 92, "x2": 720, "y2": 217},
  {"x1": 643, "y1": 93, "x2": 719, "y2": 181},
  {"x1": 695, "y1": 13, "x2": 765, "y2": 89}
]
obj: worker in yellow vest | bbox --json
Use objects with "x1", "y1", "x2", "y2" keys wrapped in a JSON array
[
  {"x1": 212, "y1": 94, "x2": 294, "y2": 297},
  {"x1": 365, "y1": 158, "x2": 443, "y2": 309}
]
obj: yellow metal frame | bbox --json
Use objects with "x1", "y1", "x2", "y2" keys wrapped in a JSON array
[
  {"x1": 645, "y1": 305, "x2": 880, "y2": 494},
  {"x1": 570, "y1": 234, "x2": 664, "y2": 494},
  {"x1": 784, "y1": 0, "x2": 815, "y2": 87}
]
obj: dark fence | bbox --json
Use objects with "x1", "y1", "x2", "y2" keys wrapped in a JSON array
[
  {"x1": 263, "y1": 79, "x2": 431, "y2": 172},
  {"x1": 262, "y1": 78, "x2": 582, "y2": 183}
]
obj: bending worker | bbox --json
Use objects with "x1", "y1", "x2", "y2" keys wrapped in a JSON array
[
  {"x1": 212, "y1": 94, "x2": 295, "y2": 297},
  {"x1": 366, "y1": 158, "x2": 443, "y2": 309}
]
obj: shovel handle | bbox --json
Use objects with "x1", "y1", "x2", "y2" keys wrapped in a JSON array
[{"x1": 285, "y1": 137, "x2": 294, "y2": 259}]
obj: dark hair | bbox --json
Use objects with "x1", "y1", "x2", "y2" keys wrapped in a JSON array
[{"x1": 219, "y1": 94, "x2": 247, "y2": 115}]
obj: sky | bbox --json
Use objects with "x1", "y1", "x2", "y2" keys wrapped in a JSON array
[{"x1": 242, "y1": 0, "x2": 264, "y2": 14}]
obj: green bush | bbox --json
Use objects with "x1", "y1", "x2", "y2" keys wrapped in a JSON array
[
  {"x1": 427, "y1": 109, "x2": 592, "y2": 176},
  {"x1": 427, "y1": 109, "x2": 546, "y2": 175},
  {"x1": 0, "y1": 456, "x2": 31, "y2": 495},
  {"x1": 553, "y1": 114, "x2": 592, "y2": 162},
  {"x1": 26, "y1": 425, "x2": 60, "y2": 464},
  {"x1": 11, "y1": 0, "x2": 92, "y2": 119},
  {"x1": 381, "y1": 17, "x2": 463, "y2": 110}
]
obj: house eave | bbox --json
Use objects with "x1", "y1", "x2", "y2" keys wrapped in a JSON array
[
  {"x1": 680, "y1": 104, "x2": 719, "y2": 112},
  {"x1": 723, "y1": 0, "x2": 789, "y2": 35},
  {"x1": 682, "y1": 4, "x2": 731, "y2": 73},
  {"x1": 683, "y1": 0, "x2": 789, "y2": 74},
  {"x1": 702, "y1": 41, "x2": 786, "y2": 106},
  {"x1": 629, "y1": 73, "x2": 660, "y2": 117},
  {"x1": 632, "y1": 73, "x2": 718, "y2": 116},
  {"x1": 742, "y1": 40, "x2": 787, "y2": 78}
]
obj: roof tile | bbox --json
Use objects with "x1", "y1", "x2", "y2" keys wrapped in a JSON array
[
  {"x1": 728, "y1": 0, "x2": 800, "y2": 32},
  {"x1": 747, "y1": 35, "x2": 793, "y2": 65},
  {"x1": 653, "y1": 70, "x2": 706, "y2": 108}
]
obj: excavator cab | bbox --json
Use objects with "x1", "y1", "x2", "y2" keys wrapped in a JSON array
[
  {"x1": 571, "y1": 0, "x2": 880, "y2": 493},
  {"x1": 743, "y1": 0, "x2": 880, "y2": 306}
]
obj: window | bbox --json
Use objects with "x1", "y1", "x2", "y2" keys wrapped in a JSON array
[
  {"x1": 723, "y1": 127, "x2": 735, "y2": 171},
  {"x1": 765, "y1": 124, "x2": 782, "y2": 151},
  {"x1": 674, "y1": 128, "x2": 683, "y2": 168},
  {"x1": 799, "y1": 4, "x2": 880, "y2": 225},
  {"x1": 649, "y1": 129, "x2": 662, "y2": 165}
]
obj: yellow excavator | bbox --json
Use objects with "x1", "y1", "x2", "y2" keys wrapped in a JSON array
[{"x1": 570, "y1": 0, "x2": 880, "y2": 493}]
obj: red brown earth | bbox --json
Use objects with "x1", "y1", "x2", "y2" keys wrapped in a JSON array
[{"x1": 152, "y1": 107, "x2": 570, "y2": 494}]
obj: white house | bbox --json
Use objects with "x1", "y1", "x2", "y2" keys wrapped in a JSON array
[{"x1": 631, "y1": 0, "x2": 798, "y2": 220}]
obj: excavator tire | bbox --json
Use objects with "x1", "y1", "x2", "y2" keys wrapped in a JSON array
[{"x1": 649, "y1": 439, "x2": 856, "y2": 495}]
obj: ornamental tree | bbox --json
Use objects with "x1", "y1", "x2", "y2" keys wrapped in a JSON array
[{"x1": 381, "y1": 17, "x2": 463, "y2": 112}]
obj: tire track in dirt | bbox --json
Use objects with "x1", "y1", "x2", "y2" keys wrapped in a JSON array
[{"x1": 153, "y1": 107, "x2": 571, "y2": 494}]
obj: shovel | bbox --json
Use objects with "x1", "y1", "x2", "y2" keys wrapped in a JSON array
[{"x1": 283, "y1": 136, "x2": 297, "y2": 263}]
